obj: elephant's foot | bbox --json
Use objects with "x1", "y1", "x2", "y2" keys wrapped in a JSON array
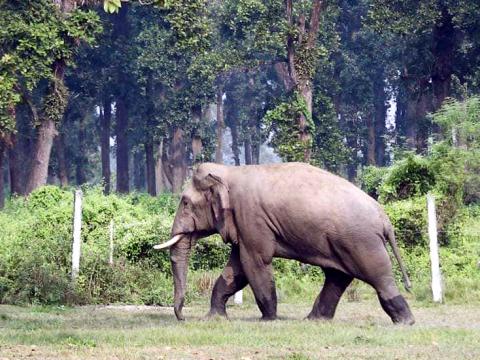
[
  {"x1": 305, "y1": 312, "x2": 333, "y2": 321},
  {"x1": 260, "y1": 314, "x2": 277, "y2": 321},
  {"x1": 379, "y1": 295, "x2": 415, "y2": 325},
  {"x1": 205, "y1": 309, "x2": 229, "y2": 320}
]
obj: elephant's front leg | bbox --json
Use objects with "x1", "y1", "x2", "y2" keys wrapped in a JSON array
[
  {"x1": 240, "y1": 244, "x2": 277, "y2": 321},
  {"x1": 207, "y1": 245, "x2": 248, "y2": 318},
  {"x1": 307, "y1": 267, "x2": 353, "y2": 320}
]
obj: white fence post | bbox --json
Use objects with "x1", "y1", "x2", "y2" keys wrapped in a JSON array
[
  {"x1": 109, "y1": 219, "x2": 114, "y2": 265},
  {"x1": 427, "y1": 193, "x2": 443, "y2": 303},
  {"x1": 71, "y1": 189, "x2": 83, "y2": 281},
  {"x1": 234, "y1": 290, "x2": 243, "y2": 305}
]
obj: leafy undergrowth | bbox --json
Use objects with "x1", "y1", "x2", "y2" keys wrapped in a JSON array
[{"x1": 0, "y1": 185, "x2": 479, "y2": 308}]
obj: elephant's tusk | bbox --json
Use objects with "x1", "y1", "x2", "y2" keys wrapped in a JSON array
[{"x1": 153, "y1": 234, "x2": 183, "y2": 250}]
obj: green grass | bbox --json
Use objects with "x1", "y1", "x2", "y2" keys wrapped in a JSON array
[{"x1": 1, "y1": 299, "x2": 479, "y2": 359}]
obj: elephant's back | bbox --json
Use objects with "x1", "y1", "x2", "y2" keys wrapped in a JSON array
[
  {"x1": 231, "y1": 162, "x2": 387, "y2": 241},
  {"x1": 233, "y1": 162, "x2": 378, "y2": 209}
]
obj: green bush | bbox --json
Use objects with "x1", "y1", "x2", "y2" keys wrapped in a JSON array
[
  {"x1": 0, "y1": 186, "x2": 242, "y2": 306},
  {"x1": 0, "y1": 186, "x2": 185, "y2": 305},
  {"x1": 358, "y1": 166, "x2": 389, "y2": 199},
  {"x1": 401, "y1": 205, "x2": 480, "y2": 303},
  {"x1": 379, "y1": 154, "x2": 436, "y2": 202},
  {"x1": 1, "y1": 184, "x2": 479, "y2": 306},
  {"x1": 384, "y1": 196, "x2": 427, "y2": 247}
]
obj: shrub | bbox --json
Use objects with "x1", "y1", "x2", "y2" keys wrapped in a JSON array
[
  {"x1": 358, "y1": 166, "x2": 389, "y2": 199},
  {"x1": 379, "y1": 154, "x2": 436, "y2": 202},
  {"x1": 384, "y1": 196, "x2": 427, "y2": 247},
  {"x1": 0, "y1": 186, "x2": 181, "y2": 305},
  {"x1": 1, "y1": 184, "x2": 479, "y2": 306}
]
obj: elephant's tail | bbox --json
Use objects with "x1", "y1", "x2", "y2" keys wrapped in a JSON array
[{"x1": 385, "y1": 223, "x2": 412, "y2": 292}]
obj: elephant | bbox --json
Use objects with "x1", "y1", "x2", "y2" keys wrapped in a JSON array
[{"x1": 154, "y1": 162, "x2": 415, "y2": 325}]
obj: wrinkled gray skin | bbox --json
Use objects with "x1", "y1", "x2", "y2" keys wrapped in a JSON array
[{"x1": 162, "y1": 162, "x2": 414, "y2": 325}]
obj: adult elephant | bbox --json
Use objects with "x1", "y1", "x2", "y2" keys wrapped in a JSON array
[{"x1": 155, "y1": 162, "x2": 415, "y2": 325}]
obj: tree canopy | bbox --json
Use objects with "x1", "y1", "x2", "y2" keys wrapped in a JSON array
[{"x1": 1, "y1": 0, "x2": 480, "y2": 202}]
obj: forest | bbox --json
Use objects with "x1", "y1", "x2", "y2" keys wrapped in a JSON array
[{"x1": 1, "y1": 0, "x2": 478, "y2": 201}]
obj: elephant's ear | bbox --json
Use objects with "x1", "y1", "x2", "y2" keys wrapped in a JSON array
[{"x1": 206, "y1": 174, "x2": 239, "y2": 245}]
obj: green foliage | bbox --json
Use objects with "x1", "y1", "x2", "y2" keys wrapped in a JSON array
[
  {"x1": 0, "y1": 0, "x2": 101, "y2": 135},
  {"x1": 311, "y1": 91, "x2": 349, "y2": 172},
  {"x1": 379, "y1": 154, "x2": 436, "y2": 202},
  {"x1": 384, "y1": 196, "x2": 427, "y2": 247},
  {"x1": 264, "y1": 92, "x2": 315, "y2": 162},
  {"x1": 402, "y1": 205, "x2": 480, "y2": 302},
  {"x1": 295, "y1": 41, "x2": 326, "y2": 81},
  {"x1": 358, "y1": 98, "x2": 480, "y2": 251},
  {"x1": 166, "y1": 0, "x2": 212, "y2": 53},
  {"x1": 103, "y1": 0, "x2": 122, "y2": 14},
  {"x1": 0, "y1": 186, "x2": 227, "y2": 305},
  {"x1": 432, "y1": 97, "x2": 480, "y2": 149},
  {"x1": 0, "y1": 186, "x2": 177, "y2": 305},
  {"x1": 358, "y1": 166, "x2": 389, "y2": 199},
  {"x1": 429, "y1": 97, "x2": 480, "y2": 204},
  {"x1": 428, "y1": 98, "x2": 480, "y2": 205}
]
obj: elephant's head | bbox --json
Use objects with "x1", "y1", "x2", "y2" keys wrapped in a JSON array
[{"x1": 154, "y1": 163, "x2": 237, "y2": 320}]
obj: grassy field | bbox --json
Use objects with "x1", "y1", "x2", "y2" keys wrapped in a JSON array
[{"x1": 1, "y1": 298, "x2": 479, "y2": 360}]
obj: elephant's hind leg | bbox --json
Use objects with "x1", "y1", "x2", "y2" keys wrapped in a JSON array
[
  {"x1": 372, "y1": 275, "x2": 415, "y2": 325},
  {"x1": 207, "y1": 245, "x2": 248, "y2": 318},
  {"x1": 307, "y1": 268, "x2": 353, "y2": 320}
]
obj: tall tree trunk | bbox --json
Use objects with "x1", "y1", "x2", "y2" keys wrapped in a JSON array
[
  {"x1": 162, "y1": 138, "x2": 174, "y2": 189},
  {"x1": 26, "y1": 58, "x2": 67, "y2": 194},
  {"x1": 133, "y1": 149, "x2": 145, "y2": 191},
  {"x1": 26, "y1": 118, "x2": 58, "y2": 194},
  {"x1": 366, "y1": 114, "x2": 376, "y2": 165},
  {"x1": 113, "y1": 4, "x2": 130, "y2": 193},
  {"x1": 431, "y1": 9, "x2": 455, "y2": 109},
  {"x1": 115, "y1": 97, "x2": 129, "y2": 193},
  {"x1": 8, "y1": 134, "x2": 22, "y2": 195},
  {"x1": 26, "y1": 0, "x2": 74, "y2": 194},
  {"x1": 155, "y1": 141, "x2": 165, "y2": 194},
  {"x1": 244, "y1": 134, "x2": 252, "y2": 165},
  {"x1": 76, "y1": 113, "x2": 86, "y2": 185},
  {"x1": 23, "y1": 0, "x2": 76, "y2": 194},
  {"x1": 191, "y1": 105, "x2": 203, "y2": 165},
  {"x1": 100, "y1": 98, "x2": 111, "y2": 194},
  {"x1": 374, "y1": 79, "x2": 387, "y2": 166},
  {"x1": 0, "y1": 142, "x2": 5, "y2": 209},
  {"x1": 171, "y1": 127, "x2": 186, "y2": 193},
  {"x1": 191, "y1": 136, "x2": 203, "y2": 165},
  {"x1": 230, "y1": 120, "x2": 240, "y2": 166},
  {"x1": 155, "y1": 139, "x2": 171, "y2": 194},
  {"x1": 215, "y1": 87, "x2": 224, "y2": 164},
  {"x1": 145, "y1": 142, "x2": 156, "y2": 196},
  {"x1": 252, "y1": 138, "x2": 260, "y2": 165},
  {"x1": 284, "y1": 0, "x2": 323, "y2": 163},
  {"x1": 55, "y1": 133, "x2": 68, "y2": 187}
]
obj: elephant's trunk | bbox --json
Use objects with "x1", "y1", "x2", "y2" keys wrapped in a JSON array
[{"x1": 170, "y1": 234, "x2": 192, "y2": 321}]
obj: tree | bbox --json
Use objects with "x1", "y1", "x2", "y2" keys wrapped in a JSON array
[
  {"x1": 0, "y1": 0, "x2": 101, "y2": 194},
  {"x1": 369, "y1": 0, "x2": 480, "y2": 151}
]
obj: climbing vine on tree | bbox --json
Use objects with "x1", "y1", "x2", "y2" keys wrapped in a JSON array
[{"x1": 264, "y1": 92, "x2": 315, "y2": 162}]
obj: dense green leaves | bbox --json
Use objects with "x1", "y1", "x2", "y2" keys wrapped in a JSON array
[
  {"x1": 264, "y1": 92, "x2": 315, "y2": 162},
  {"x1": 0, "y1": 0, "x2": 101, "y2": 136}
]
